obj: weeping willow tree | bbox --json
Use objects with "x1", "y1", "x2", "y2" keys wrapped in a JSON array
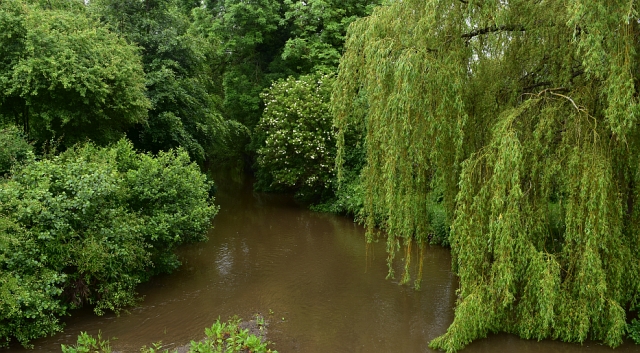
[{"x1": 333, "y1": 0, "x2": 640, "y2": 351}]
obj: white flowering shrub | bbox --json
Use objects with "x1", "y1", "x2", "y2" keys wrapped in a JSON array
[{"x1": 255, "y1": 73, "x2": 335, "y2": 201}]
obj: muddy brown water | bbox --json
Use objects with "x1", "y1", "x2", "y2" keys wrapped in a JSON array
[{"x1": 10, "y1": 176, "x2": 639, "y2": 352}]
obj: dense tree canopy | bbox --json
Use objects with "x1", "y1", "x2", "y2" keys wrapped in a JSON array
[
  {"x1": 197, "y1": 0, "x2": 286, "y2": 129},
  {"x1": 282, "y1": 0, "x2": 381, "y2": 73},
  {"x1": 334, "y1": 0, "x2": 640, "y2": 351},
  {"x1": 90, "y1": 0, "x2": 239, "y2": 163},
  {"x1": 193, "y1": 0, "x2": 381, "y2": 133},
  {"x1": 248, "y1": 0, "x2": 381, "y2": 197},
  {"x1": 0, "y1": 0, "x2": 149, "y2": 147}
]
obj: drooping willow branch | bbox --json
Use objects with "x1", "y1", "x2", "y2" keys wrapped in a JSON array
[{"x1": 334, "y1": 1, "x2": 640, "y2": 352}]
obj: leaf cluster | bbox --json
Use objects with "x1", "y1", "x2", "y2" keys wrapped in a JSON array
[
  {"x1": 90, "y1": 0, "x2": 241, "y2": 164},
  {"x1": 0, "y1": 125, "x2": 32, "y2": 175},
  {"x1": 188, "y1": 317, "x2": 276, "y2": 353},
  {"x1": 282, "y1": 0, "x2": 381, "y2": 73},
  {"x1": 192, "y1": 0, "x2": 381, "y2": 136},
  {"x1": 61, "y1": 331, "x2": 112, "y2": 353},
  {"x1": 60, "y1": 316, "x2": 277, "y2": 353}
]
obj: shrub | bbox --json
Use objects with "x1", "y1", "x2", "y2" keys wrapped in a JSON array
[
  {"x1": 188, "y1": 317, "x2": 276, "y2": 353},
  {"x1": 255, "y1": 73, "x2": 335, "y2": 203},
  {"x1": 0, "y1": 125, "x2": 32, "y2": 175},
  {"x1": 62, "y1": 316, "x2": 277, "y2": 353},
  {"x1": 0, "y1": 140, "x2": 217, "y2": 347},
  {"x1": 61, "y1": 332, "x2": 111, "y2": 353}
]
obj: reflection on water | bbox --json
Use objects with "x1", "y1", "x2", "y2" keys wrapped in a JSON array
[
  {"x1": 9, "y1": 175, "x2": 638, "y2": 352},
  {"x1": 215, "y1": 244, "x2": 234, "y2": 277}
]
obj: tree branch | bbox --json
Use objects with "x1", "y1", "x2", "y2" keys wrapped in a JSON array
[
  {"x1": 462, "y1": 24, "x2": 526, "y2": 39},
  {"x1": 521, "y1": 70, "x2": 585, "y2": 92}
]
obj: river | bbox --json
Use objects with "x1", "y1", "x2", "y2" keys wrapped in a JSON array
[{"x1": 14, "y1": 175, "x2": 638, "y2": 352}]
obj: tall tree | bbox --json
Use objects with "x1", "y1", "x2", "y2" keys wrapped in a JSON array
[
  {"x1": 255, "y1": 73, "x2": 336, "y2": 202},
  {"x1": 334, "y1": 0, "x2": 640, "y2": 351},
  {"x1": 91, "y1": 0, "x2": 237, "y2": 163},
  {"x1": 0, "y1": 0, "x2": 149, "y2": 147},
  {"x1": 198, "y1": 0, "x2": 381, "y2": 130},
  {"x1": 248, "y1": 0, "x2": 380, "y2": 192},
  {"x1": 201, "y1": 0, "x2": 288, "y2": 130},
  {"x1": 282, "y1": 0, "x2": 381, "y2": 73}
]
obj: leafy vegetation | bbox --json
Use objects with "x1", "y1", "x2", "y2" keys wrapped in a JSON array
[
  {"x1": 194, "y1": 0, "x2": 287, "y2": 131},
  {"x1": 282, "y1": 0, "x2": 382, "y2": 73},
  {"x1": 0, "y1": 0, "x2": 149, "y2": 147},
  {"x1": 0, "y1": 0, "x2": 380, "y2": 347},
  {"x1": 249, "y1": 0, "x2": 380, "y2": 204},
  {"x1": 0, "y1": 141, "x2": 217, "y2": 347},
  {"x1": 255, "y1": 73, "x2": 335, "y2": 202},
  {"x1": 630, "y1": 318, "x2": 640, "y2": 345},
  {"x1": 89, "y1": 0, "x2": 242, "y2": 164},
  {"x1": 334, "y1": 0, "x2": 640, "y2": 351},
  {"x1": 0, "y1": 125, "x2": 31, "y2": 175},
  {"x1": 61, "y1": 332, "x2": 112, "y2": 353},
  {"x1": 60, "y1": 316, "x2": 277, "y2": 353},
  {"x1": 192, "y1": 0, "x2": 381, "y2": 135},
  {"x1": 188, "y1": 317, "x2": 276, "y2": 353}
]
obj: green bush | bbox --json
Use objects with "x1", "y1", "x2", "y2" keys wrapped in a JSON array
[
  {"x1": 61, "y1": 316, "x2": 277, "y2": 353},
  {"x1": 0, "y1": 140, "x2": 217, "y2": 347},
  {"x1": 255, "y1": 73, "x2": 336, "y2": 203},
  {"x1": 629, "y1": 303, "x2": 640, "y2": 344},
  {"x1": 61, "y1": 332, "x2": 112, "y2": 353},
  {"x1": 311, "y1": 170, "x2": 364, "y2": 217},
  {"x1": 188, "y1": 317, "x2": 276, "y2": 353},
  {"x1": 629, "y1": 319, "x2": 640, "y2": 344},
  {"x1": 0, "y1": 125, "x2": 32, "y2": 175},
  {"x1": 0, "y1": 0, "x2": 149, "y2": 147}
]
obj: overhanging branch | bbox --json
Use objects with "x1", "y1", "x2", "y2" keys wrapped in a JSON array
[{"x1": 462, "y1": 24, "x2": 526, "y2": 39}]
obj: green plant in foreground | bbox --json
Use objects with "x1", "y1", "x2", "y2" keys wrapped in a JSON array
[
  {"x1": 191, "y1": 317, "x2": 275, "y2": 353},
  {"x1": 62, "y1": 317, "x2": 276, "y2": 353},
  {"x1": 61, "y1": 332, "x2": 111, "y2": 353},
  {"x1": 140, "y1": 341, "x2": 165, "y2": 353}
]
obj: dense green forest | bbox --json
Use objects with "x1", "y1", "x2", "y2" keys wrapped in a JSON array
[{"x1": 1, "y1": 0, "x2": 640, "y2": 351}]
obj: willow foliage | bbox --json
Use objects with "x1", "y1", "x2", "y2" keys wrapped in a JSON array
[{"x1": 333, "y1": 0, "x2": 640, "y2": 351}]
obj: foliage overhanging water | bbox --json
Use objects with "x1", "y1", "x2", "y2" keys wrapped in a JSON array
[{"x1": 9, "y1": 176, "x2": 638, "y2": 352}]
